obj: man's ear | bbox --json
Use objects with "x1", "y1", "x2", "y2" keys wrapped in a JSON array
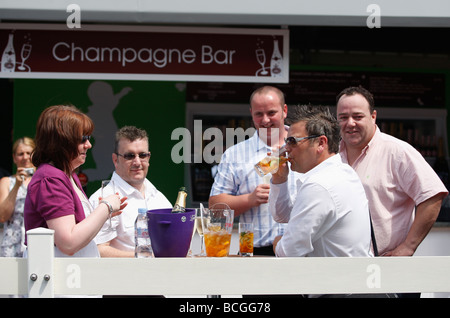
[
  {"x1": 112, "y1": 153, "x2": 118, "y2": 167},
  {"x1": 316, "y1": 135, "x2": 328, "y2": 154}
]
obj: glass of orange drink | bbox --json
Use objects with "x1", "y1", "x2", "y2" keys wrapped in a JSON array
[
  {"x1": 203, "y1": 207, "x2": 234, "y2": 257},
  {"x1": 254, "y1": 145, "x2": 288, "y2": 177},
  {"x1": 239, "y1": 222, "x2": 254, "y2": 257}
]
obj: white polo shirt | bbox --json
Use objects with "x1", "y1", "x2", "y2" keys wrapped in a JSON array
[
  {"x1": 90, "y1": 172, "x2": 172, "y2": 251},
  {"x1": 270, "y1": 154, "x2": 373, "y2": 257}
]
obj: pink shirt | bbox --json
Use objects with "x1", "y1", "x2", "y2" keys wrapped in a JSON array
[{"x1": 340, "y1": 127, "x2": 448, "y2": 255}]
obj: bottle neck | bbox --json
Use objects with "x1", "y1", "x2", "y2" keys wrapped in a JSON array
[{"x1": 174, "y1": 194, "x2": 186, "y2": 207}]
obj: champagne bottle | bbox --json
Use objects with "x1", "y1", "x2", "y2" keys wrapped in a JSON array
[
  {"x1": 270, "y1": 39, "x2": 283, "y2": 78},
  {"x1": 1, "y1": 33, "x2": 16, "y2": 72},
  {"x1": 171, "y1": 187, "x2": 187, "y2": 213}
]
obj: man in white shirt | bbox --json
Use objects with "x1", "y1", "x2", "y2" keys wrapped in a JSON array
[
  {"x1": 90, "y1": 126, "x2": 172, "y2": 257},
  {"x1": 271, "y1": 105, "x2": 373, "y2": 257}
]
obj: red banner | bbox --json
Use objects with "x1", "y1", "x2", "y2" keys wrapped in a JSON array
[{"x1": 0, "y1": 24, "x2": 289, "y2": 83}]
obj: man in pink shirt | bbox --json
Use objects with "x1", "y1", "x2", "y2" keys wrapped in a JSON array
[{"x1": 336, "y1": 86, "x2": 448, "y2": 257}]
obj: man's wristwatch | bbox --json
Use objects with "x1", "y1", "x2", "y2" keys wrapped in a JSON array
[{"x1": 100, "y1": 200, "x2": 114, "y2": 214}]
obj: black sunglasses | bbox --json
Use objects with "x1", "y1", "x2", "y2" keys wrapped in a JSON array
[
  {"x1": 81, "y1": 135, "x2": 91, "y2": 143},
  {"x1": 116, "y1": 152, "x2": 151, "y2": 161},
  {"x1": 284, "y1": 135, "x2": 322, "y2": 146}
]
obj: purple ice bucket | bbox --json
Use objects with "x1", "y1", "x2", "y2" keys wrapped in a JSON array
[{"x1": 147, "y1": 208, "x2": 195, "y2": 257}]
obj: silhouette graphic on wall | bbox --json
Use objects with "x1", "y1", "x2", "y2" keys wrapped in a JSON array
[{"x1": 84, "y1": 81, "x2": 132, "y2": 181}]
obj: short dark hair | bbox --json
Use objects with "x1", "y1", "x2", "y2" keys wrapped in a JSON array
[
  {"x1": 336, "y1": 86, "x2": 375, "y2": 113},
  {"x1": 32, "y1": 105, "x2": 94, "y2": 175},
  {"x1": 114, "y1": 126, "x2": 148, "y2": 153},
  {"x1": 287, "y1": 104, "x2": 340, "y2": 154}
]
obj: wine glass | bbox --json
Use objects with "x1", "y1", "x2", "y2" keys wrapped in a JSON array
[
  {"x1": 256, "y1": 49, "x2": 268, "y2": 75},
  {"x1": 101, "y1": 180, "x2": 115, "y2": 231},
  {"x1": 187, "y1": 211, "x2": 198, "y2": 257},
  {"x1": 196, "y1": 204, "x2": 210, "y2": 256},
  {"x1": 18, "y1": 44, "x2": 32, "y2": 71}
]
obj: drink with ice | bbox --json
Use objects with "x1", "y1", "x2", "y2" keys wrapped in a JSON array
[
  {"x1": 204, "y1": 225, "x2": 232, "y2": 257},
  {"x1": 202, "y1": 207, "x2": 234, "y2": 257},
  {"x1": 239, "y1": 232, "x2": 254, "y2": 256},
  {"x1": 254, "y1": 145, "x2": 288, "y2": 177}
]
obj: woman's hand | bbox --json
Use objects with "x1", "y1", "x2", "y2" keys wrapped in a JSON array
[{"x1": 100, "y1": 194, "x2": 128, "y2": 217}]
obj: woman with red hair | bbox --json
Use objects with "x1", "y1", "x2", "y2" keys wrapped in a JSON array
[{"x1": 24, "y1": 105, "x2": 127, "y2": 257}]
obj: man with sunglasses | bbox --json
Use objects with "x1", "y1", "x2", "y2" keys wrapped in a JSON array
[
  {"x1": 270, "y1": 105, "x2": 373, "y2": 259},
  {"x1": 90, "y1": 126, "x2": 171, "y2": 257},
  {"x1": 209, "y1": 86, "x2": 300, "y2": 256}
]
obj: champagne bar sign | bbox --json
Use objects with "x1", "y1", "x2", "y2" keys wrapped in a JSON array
[{"x1": 0, "y1": 24, "x2": 289, "y2": 83}]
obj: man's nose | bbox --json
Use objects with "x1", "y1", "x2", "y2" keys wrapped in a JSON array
[
  {"x1": 131, "y1": 156, "x2": 141, "y2": 164},
  {"x1": 261, "y1": 114, "x2": 271, "y2": 124},
  {"x1": 346, "y1": 117, "x2": 356, "y2": 126}
]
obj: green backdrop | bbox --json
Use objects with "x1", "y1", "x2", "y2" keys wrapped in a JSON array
[{"x1": 13, "y1": 79, "x2": 186, "y2": 203}]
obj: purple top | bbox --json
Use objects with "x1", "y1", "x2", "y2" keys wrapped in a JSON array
[{"x1": 24, "y1": 163, "x2": 87, "y2": 242}]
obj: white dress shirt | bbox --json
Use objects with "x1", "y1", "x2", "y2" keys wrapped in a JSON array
[
  {"x1": 90, "y1": 172, "x2": 172, "y2": 251},
  {"x1": 270, "y1": 154, "x2": 373, "y2": 257}
]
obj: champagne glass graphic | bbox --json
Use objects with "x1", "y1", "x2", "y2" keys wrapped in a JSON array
[
  {"x1": 256, "y1": 48, "x2": 268, "y2": 75},
  {"x1": 18, "y1": 43, "x2": 32, "y2": 71}
]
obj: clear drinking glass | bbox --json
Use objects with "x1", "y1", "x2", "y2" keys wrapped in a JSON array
[
  {"x1": 254, "y1": 145, "x2": 288, "y2": 177},
  {"x1": 195, "y1": 208, "x2": 210, "y2": 256},
  {"x1": 239, "y1": 222, "x2": 254, "y2": 257},
  {"x1": 203, "y1": 204, "x2": 234, "y2": 257}
]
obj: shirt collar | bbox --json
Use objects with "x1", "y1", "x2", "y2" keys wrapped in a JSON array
[
  {"x1": 360, "y1": 125, "x2": 380, "y2": 156},
  {"x1": 254, "y1": 125, "x2": 289, "y2": 152},
  {"x1": 368, "y1": 125, "x2": 380, "y2": 147},
  {"x1": 298, "y1": 153, "x2": 341, "y2": 183},
  {"x1": 339, "y1": 125, "x2": 379, "y2": 161},
  {"x1": 111, "y1": 171, "x2": 155, "y2": 198}
]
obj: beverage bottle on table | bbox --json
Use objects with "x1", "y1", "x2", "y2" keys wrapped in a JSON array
[
  {"x1": 171, "y1": 187, "x2": 187, "y2": 213},
  {"x1": 134, "y1": 208, "x2": 153, "y2": 258}
]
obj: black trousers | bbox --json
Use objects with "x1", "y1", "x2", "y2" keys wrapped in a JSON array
[{"x1": 253, "y1": 245, "x2": 276, "y2": 256}]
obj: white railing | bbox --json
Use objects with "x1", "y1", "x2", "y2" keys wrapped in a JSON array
[{"x1": 1, "y1": 227, "x2": 450, "y2": 297}]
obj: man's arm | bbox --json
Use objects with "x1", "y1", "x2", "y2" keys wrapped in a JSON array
[
  {"x1": 384, "y1": 192, "x2": 446, "y2": 256},
  {"x1": 208, "y1": 184, "x2": 270, "y2": 217},
  {"x1": 97, "y1": 241, "x2": 134, "y2": 257}
]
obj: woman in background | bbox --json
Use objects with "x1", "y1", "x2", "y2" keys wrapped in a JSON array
[
  {"x1": 0, "y1": 137, "x2": 35, "y2": 257},
  {"x1": 24, "y1": 105, "x2": 127, "y2": 257}
]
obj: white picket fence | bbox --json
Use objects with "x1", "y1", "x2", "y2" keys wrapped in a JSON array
[{"x1": 1, "y1": 227, "x2": 450, "y2": 297}]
